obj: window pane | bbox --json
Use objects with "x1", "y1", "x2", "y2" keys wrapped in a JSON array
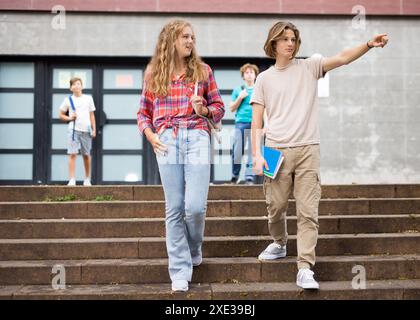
[
  {"x1": 0, "y1": 123, "x2": 33, "y2": 149},
  {"x1": 221, "y1": 94, "x2": 235, "y2": 121},
  {"x1": 103, "y1": 94, "x2": 141, "y2": 120},
  {"x1": 0, "y1": 93, "x2": 34, "y2": 118},
  {"x1": 53, "y1": 69, "x2": 92, "y2": 89},
  {"x1": 0, "y1": 154, "x2": 32, "y2": 180},
  {"x1": 52, "y1": 94, "x2": 70, "y2": 119},
  {"x1": 51, "y1": 124, "x2": 69, "y2": 149},
  {"x1": 0, "y1": 63, "x2": 34, "y2": 88},
  {"x1": 213, "y1": 154, "x2": 231, "y2": 181},
  {"x1": 103, "y1": 69, "x2": 143, "y2": 89},
  {"x1": 213, "y1": 124, "x2": 235, "y2": 151},
  {"x1": 213, "y1": 154, "x2": 247, "y2": 182},
  {"x1": 102, "y1": 155, "x2": 142, "y2": 182},
  {"x1": 103, "y1": 124, "x2": 143, "y2": 150},
  {"x1": 51, "y1": 155, "x2": 86, "y2": 181},
  {"x1": 213, "y1": 70, "x2": 242, "y2": 90}
]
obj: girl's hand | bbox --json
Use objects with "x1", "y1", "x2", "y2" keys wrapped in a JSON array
[
  {"x1": 149, "y1": 133, "x2": 168, "y2": 156},
  {"x1": 190, "y1": 95, "x2": 205, "y2": 115}
]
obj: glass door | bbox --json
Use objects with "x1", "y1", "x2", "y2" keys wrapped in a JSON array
[
  {"x1": 0, "y1": 62, "x2": 35, "y2": 183},
  {"x1": 49, "y1": 66, "x2": 95, "y2": 183},
  {"x1": 98, "y1": 67, "x2": 145, "y2": 184}
]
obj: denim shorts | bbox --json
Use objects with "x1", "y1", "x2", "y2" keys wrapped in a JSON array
[{"x1": 67, "y1": 130, "x2": 92, "y2": 155}]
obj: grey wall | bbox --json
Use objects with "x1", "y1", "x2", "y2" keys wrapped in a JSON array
[{"x1": 1, "y1": 12, "x2": 419, "y2": 184}]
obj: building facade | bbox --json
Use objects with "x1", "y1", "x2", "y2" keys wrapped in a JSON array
[{"x1": 1, "y1": 0, "x2": 419, "y2": 185}]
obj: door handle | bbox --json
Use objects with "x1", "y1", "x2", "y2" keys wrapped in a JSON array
[{"x1": 96, "y1": 110, "x2": 107, "y2": 135}]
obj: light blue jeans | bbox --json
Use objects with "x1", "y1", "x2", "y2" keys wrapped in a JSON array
[
  {"x1": 156, "y1": 128, "x2": 211, "y2": 281},
  {"x1": 232, "y1": 122, "x2": 254, "y2": 181}
]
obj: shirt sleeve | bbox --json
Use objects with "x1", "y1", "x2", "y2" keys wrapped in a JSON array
[
  {"x1": 137, "y1": 84, "x2": 154, "y2": 135},
  {"x1": 304, "y1": 55, "x2": 326, "y2": 80},
  {"x1": 231, "y1": 86, "x2": 239, "y2": 102},
  {"x1": 250, "y1": 74, "x2": 265, "y2": 107},
  {"x1": 89, "y1": 95, "x2": 96, "y2": 112},
  {"x1": 59, "y1": 97, "x2": 70, "y2": 113},
  {"x1": 203, "y1": 65, "x2": 225, "y2": 123}
]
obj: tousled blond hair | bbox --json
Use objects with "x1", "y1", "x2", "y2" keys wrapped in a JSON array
[
  {"x1": 145, "y1": 19, "x2": 208, "y2": 96},
  {"x1": 264, "y1": 21, "x2": 301, "y2": 59},
  {"x1": 240, "y1": 63, "x2": 259, "y2": 78},
  {"x1": 69, "y1": 77, "x2": 82, "y2": 87}
]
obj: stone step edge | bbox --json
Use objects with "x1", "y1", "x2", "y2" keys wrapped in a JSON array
[
  {"x1": 1, "y1": 214, "x2": 418, "y2": 223},
  {"x1": 1, "y1": 232, "x2": 420, "y2": 243},
  {"x1": 1, "y1": 279, "x2": 419, "y2": 300},
  {"x1": 1, "y1": 254, "x2": 419, "y2": 267}
]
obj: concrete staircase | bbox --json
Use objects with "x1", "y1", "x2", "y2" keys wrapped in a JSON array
[{"x1": 0, "y1": 184, "x2": 419, "y2": 300}]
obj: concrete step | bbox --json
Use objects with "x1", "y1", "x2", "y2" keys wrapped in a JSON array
[
  {"x1": 2, "y1": 184, "x2": 420, "y2": 202},
  {"x1": 0, "y1": 215, "x2": 418, "y2": 239},
  {"x1": 1, "y1": 279, "x2": 419, "y2": 300},
  {"x1": 0, "y1": 254, "x2": 418, "y2": 285},
  {"x1": 1, "y1": 198, "x2": 420, "y2": 220},
  {"x1": 0, "y1": 233, "x2": 419, "y2": 260}
]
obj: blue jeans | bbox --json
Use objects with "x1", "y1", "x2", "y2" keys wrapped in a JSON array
[
  {"x1": 156, "y1": 128, "x2": 210, "y2": 281},
  {"x1": 232, "y1": 121, "x2": 253, "y2": 181}
]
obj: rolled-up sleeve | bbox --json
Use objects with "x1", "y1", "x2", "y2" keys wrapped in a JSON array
[
  {"x1": 204, "y1": 65, "x2": 225, "y2": 124},
  {"x1": 137, "y1": 88, "x2": 154, "y2": 135}
]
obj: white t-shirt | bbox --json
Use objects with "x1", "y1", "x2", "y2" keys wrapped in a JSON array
[
  {"x1": 250, "y1": 56, "x2": 325, "y2": 148},
  {"x1": 59, "y1": 94, "x2": 96, "y2": 132}
]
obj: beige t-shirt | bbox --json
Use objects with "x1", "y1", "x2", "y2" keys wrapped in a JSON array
[{"x1": 250, "y1": 56, "x2": 325, "y2": 148}]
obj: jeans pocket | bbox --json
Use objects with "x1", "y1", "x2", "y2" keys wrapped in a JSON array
[{"x1": 197, "y1": 129, "x2": 209, "y2": 137}]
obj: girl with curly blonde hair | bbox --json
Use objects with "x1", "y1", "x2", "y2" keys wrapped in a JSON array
[{"x1": 137, "y1": 19, "x2": 225, "y2": 292}]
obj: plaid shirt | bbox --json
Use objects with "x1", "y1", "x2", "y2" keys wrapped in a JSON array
[{"x1": 137, "y1": 64, "x2": 225, "y2": 137}]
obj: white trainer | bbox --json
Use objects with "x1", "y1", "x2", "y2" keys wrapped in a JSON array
[
  {"x1": 296, "y1": 268, "x2": 319, "y2": 290},
  {"x1": 171, "y1": 280, "x2": 188, "y2": 292},
  {"x1": 67, "y1": 178, "x2": 76, "y2": 186},
  {"x1": 258, "y1": 242, "x2": 287, "y2": 260},
  {"x1": 83, "y1": 179, "x2": 92, "y2": 186}
]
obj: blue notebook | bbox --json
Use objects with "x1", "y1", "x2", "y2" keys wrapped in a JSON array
[{"x1": 262, "y1": 146, "x2": 284, "y2": 179}]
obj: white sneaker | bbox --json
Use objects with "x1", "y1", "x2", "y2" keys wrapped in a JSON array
[
  {"x1": 171, "y1": 280, "x2": 188, "y2": 292},
  {"x1": 192, "y1": 254, "x2": 202, "y2": 267},
  {"x1": 67, "y1": 178, "x2": 76, "y2": 186},
  {"x1": 296, "y1": 268, "x2": 319, "y2": 290},
  {"x1": 83, "y1": 179, "x2": 91, "y2": 186},
  {"x1": 258, "y1": 242, "x2": 287, "y2": 260}
]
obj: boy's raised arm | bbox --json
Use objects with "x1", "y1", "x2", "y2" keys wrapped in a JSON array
[{"x1": 323, "y1": 33, "x2": 389, "y2": 73}]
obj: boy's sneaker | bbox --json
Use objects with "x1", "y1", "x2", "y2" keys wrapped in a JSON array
[
  {"x1": 230, "y1": 177, "x2": 238, "y2": 184},
  {"x1": 192, "y1": 254, "x2": 202, "y2": 267},
  {"x1": 296, "y1": 268, "x2": 319, "y2": 290},
  {"x1": 245, "y1": 179, "x2": 254, "y2": 185},
  {"x1": 83, "y1": 179, "x2": 91, "y2": 186},
  {"x1": 258, "y1": 242, "x2": 287, "y2": 260},
  {"x1": 67, "y1": 178, "x2": 76, "y2": 186},
  {"x1": 171, "y1": 280, "x2": 188, "y2": 292}
]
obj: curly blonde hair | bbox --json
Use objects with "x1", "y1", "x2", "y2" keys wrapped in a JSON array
[{"x1": 145, "y1": 19, "x2": 208, "y2": 96}]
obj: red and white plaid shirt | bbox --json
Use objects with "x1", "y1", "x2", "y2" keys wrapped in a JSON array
[{"x1": 137, "y1": 64, "x2": 225, "y2": 137}]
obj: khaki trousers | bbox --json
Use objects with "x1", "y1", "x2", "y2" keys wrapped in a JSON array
[{"x1": 263, "y1": 144, "x2": 321, "y2": 270}]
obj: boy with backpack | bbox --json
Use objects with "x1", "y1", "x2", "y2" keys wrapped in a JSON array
[{"x1": 59, "y1": 77, "x2": 96, "y2": 186}]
